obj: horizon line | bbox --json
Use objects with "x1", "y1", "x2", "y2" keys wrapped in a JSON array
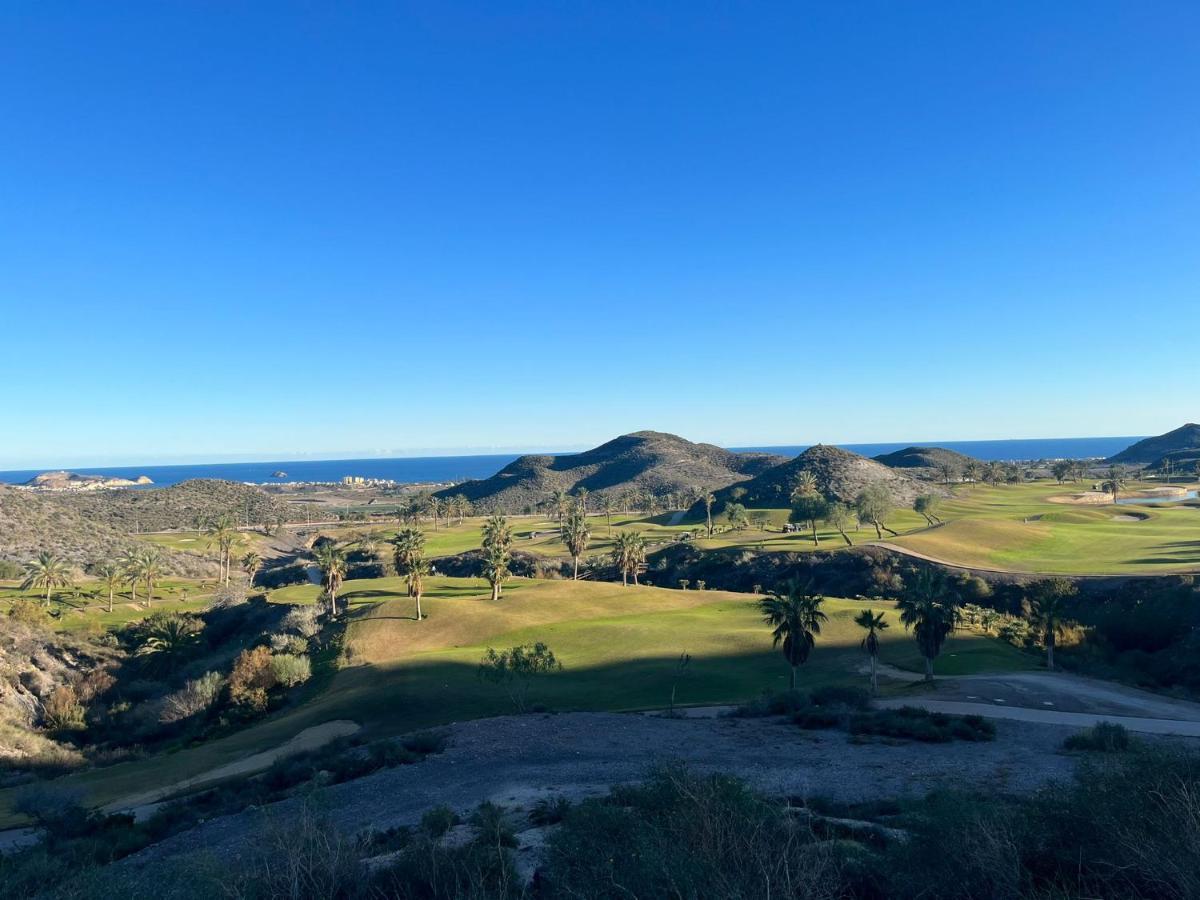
[{"x1": 0, "y1": 432, "x2": 1148, "y2": 474}]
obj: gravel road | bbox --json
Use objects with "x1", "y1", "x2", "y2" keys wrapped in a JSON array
[{"x1": 125, "y1": 709, "x2": 1097, "y2": 869}]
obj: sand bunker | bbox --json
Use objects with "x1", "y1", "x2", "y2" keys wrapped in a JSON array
[
  {"x1": 1048, "y1": 491, "x2": 1112, "y2": 505},
  {"x1": 1111, "y1": 513, "x2": 1148, "y2": 522}
]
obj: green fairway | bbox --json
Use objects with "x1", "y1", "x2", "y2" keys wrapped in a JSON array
[
  {"x1": 1, "y1": 575, "x2": 1029, "y2": 821},
  {"x1": 889, "y1": 481, "x2": 1200, "y2": 575},
  {"x1": 0, "y1": 579, "x2": 216, "y2": 631}
]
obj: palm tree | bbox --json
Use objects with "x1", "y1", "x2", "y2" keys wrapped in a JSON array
[
  {"x1": 311, "y1": 542, "x2": 348, "y2": 617},
  {"x1": 95, "y1": 560, "x2": 123, "y2": 613},
  {"x1": 1026, "y1": 578, "x2": 1077, "y2": 671},
  {"x1": 21, "y1": 552, "x2": 72, "y2": 606},
  {"x1": 896, "y1": 568, "x2": 959, "y2": 682},
  {"x1": 118, "y1": 548, "x2": 141, "y2": 606},
  {"x1": 790, "y1": 471, "x2": 818, "y2": 501},
  {"x1": 759, "y1": 579, "x2": 828, "y2": 691},
  {"x1": 854, "y1": 609, "x2": 889, "y2": 693},
  {"x1": 481, "y1": 544, "x2": 511, "y2": 602},
  {"x1": 205, "y1": 515, "x2": 238, "y2": 584},
  {"x1": 241, "y1": 551, "x2": 262, "y2": 588},
  {"x1": 575, "y1": 488, "x2": 589, "y2": 515},
  {"x1": 428, "y1": 496, "x2": 443, "y2": 531},
  {"x1": 136, "y1": 613, "x2": 201, "y2": 674},
  {"x1": 563, "y1": 508, "x2": 591, "y2": 580},
  {"x1": 611, "y1": 530, "x2": 646, "y2": 586},
  {"x1": 481, "y1": 514, "x2": 513, "y2": 553},
  {"x1": 138, "y1": 547, "x2": 164, "y2": 606},
  {"x1": 407, "y1": 556, "x2": 431, "y2": 620},
  {"x1": 549, "y1": 490, "x2": 570, "y2": 534},
  {"x1": 600, "y1": 495, "x2": 616, "y2": 534},
  {"x1": 703, "y1": 493, "x2": 716, "y2": 537},
  {"x1": 391, "y1": 528, "x2": 427, "y2": 618},
  {"x1": 1101, "y1": 464, "x2": 1126, "y2": 503}
]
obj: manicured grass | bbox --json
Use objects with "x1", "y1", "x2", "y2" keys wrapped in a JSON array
[
  {"x1": 1, "y1": 576, "x2": 1029, "y2": 820},
  {"x1": 0, "y1": 579, "x2": 217, "y2": 631},
  {"x1": 890, "y1": 480, "x2": 1200, "y2": 574}
]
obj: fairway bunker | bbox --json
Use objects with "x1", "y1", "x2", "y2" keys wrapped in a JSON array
[{"x1": 1111, "y1": 513, "x2": 1148, "y2": 522}]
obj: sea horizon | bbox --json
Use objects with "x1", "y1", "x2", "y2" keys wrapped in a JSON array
[{"x1": 0, "y1": 435, "x2": 1145, "y2": 489}]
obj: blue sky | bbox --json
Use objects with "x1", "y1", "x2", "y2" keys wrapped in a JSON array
[{"x1": 2, "y1": 2, "x2": 1197, "y2": 467}]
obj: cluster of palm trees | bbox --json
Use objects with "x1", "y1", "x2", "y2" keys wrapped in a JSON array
[
  {"x1": 203, "y1": 516, "x2": 240, "y2": 584},
  {"x1": 19, "y1": 545, "x2": 169, "y2": 612},
  {"x1": 391, "y1": 527, "x2": 429, "y2": 620},
  {"x1": 760, "y1": 568, "x2": 965, "y2": 692},
  {"x1": 480, "y1": 514, "x2": 513, "y2": 601},
  {"x1": 611, "y1": 531, "x2": 647, "y2": 586}
]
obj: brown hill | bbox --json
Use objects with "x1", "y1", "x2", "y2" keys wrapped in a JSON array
[
  {"x1": 43, "y1": 479, "x2": 287, "y2": 534},
  {"x1": 1108, "y1": 424, "x2": 1200, "y2": 465},
  {"x1": 0, "y1": 485, "x2": 213, "y2": 576},
  {"x1": 435, "y1": 431, "x2": 787, "y2": 510},
  {"x1": 709, "y1": 444, "x2": 939, "y2": 509}
]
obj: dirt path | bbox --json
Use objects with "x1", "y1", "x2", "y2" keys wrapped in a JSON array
[{"x1": 104, "y1": 720, "x2": 360, "y2": 814}]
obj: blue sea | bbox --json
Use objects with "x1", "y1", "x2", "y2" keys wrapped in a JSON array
[{"x1": 0, "y1": 436, "x2": 1143, "y2": 489}]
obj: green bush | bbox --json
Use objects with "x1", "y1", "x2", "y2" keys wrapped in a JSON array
[
  {"x1": 1062, "y1": 721, "x2": 1132, "y2": 752},
  {"x1": 401, "y1": 730, "x2": 449, "y2": 755},
  {"x1": 847, "y1": 707, "x2": 996, "y2": 743},
  {"x1": 420, "y1": 805, "x2": 459, "y2": 837},
  {"x1": 529, "y1": 796, "x2": 572, "y2": 826},
  {"x1": 269, "y1": 652, "x2": 312, "y2": 688}
]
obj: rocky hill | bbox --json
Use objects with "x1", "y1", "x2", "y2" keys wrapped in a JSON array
[
  {"x1": 708, "y1": 444, "x2": 938, "y2": 509},
  {"x1": 872, "y1": 446, "x2": 977, "y2": 478},
  {"x1": 435, "y1": 431, "x2": 787, "y2": 510},
  {"x1": 1108, "y1": 424, "x2": 1200, "y2": 465},
  {"x1": 0, "y1": 485, "x2": 213, "y2": 576},
  {"x1": 43, "y1": 479, "x2": 288, "y2": 534},
  {"x1": 22, "y1": 470, "x2": 153, "y2": 491},
  {"x1": 1146, "y1": 448, "x2": 1200, "y2": 475}
]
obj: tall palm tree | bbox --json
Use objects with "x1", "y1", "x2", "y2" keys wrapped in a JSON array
[
  {"x1": 549, "y1": 490, "x2": 570, "y2": 534},
  {"x1": 610, "y1": 530, "x2": 646, "y2": 586},
  {"x1": 118, "y1": 547, "x2": 142, "y2": 606},
  {"x1": 407, "y1": 556, "x2": 431, "y2": 620},
  {"x1": 205, "y1": 515, "x2": 238, "y2": 584},
  {"x1": 600, "y1": 495, "x2": 616, "y2": 534},
  {"x1": 575, "y1": 488, "x2": 590, "y2": 515},
  {"x1": 241, "y1": 551, "x2": 262, "y2": 588},
  {"x1": 759, "y1": 579, "x2": 828, "y2": 691},
  {"x1": 1026, "y1": 578, "x2": 1077, "y2": 671},
  {"x1": 481, "y1": 544, "x2": 510, "y2": 602},
  {"x1": 854, "y1": 609, "x2": 889, "y2": 693},
  {"x1": 481, "y1": 514, "x2": 513, "y2": 553},
  {"x1": 428, "y1": 496, "x2": 443, "y2": 531},
  {"x1": 138, "y1": 547, "x2": 164, "y2": 606},
  {"x1": 95, "y1": 560, "x2": 123, "y2": 613},
  {"x1": 1101, "y1": 464, "x2": 1126, "y2": 503},
  {"x1": 311, "y1": 542, "x2": 348, "y2": 617},
  {"x1": 896, "y1": 568, "x2": 959, "y2": 682},
  {"x1": 703, "y1": 493, "x2": 716, "y2": 537},
  {"x1": 563, "y1": 508, "x2": 591, "y2": 580},
  {"x1": 20, "y1": 552, "x2": 72, "y2": 606}
]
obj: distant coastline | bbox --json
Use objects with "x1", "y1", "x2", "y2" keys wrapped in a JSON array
[{"x1": 0, "y1": 436, "x2": 1144, "y2": 490}]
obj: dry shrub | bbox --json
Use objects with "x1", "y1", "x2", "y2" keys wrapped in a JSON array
[
  {"x1": 228, "y1": 646, "x2": 277, "y2": 711},
  {"x1": 160, "y1": 671, "x2": 225, "y2": 724}
]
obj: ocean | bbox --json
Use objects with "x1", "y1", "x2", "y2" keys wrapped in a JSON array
[{"x1": 0, "y1": 436, "x2": 1142, "y2": 489}]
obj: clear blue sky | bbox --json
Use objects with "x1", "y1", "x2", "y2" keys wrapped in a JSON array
[{"x1": 2, "y1": 2, "x2": 1197, "y2": 467}]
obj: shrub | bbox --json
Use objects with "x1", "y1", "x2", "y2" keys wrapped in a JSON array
[
  {"x1": 42, "y1": 685, "x2": 87, "y2": 732},
  {"x1": 228, "y1": 646, "x2": 277, "y2": 710},
  {"x1": 810, "y1": 685, "x2": 871, "y2": 710},
  {"x1": 269, "y1": 632, "x2": 310, "y2": 655},
  {"x1": 477, "y1": 642, "x2": 561, "y2": 712},
  {"x1": 848, "y1": 707, "x2": 996, "y2": 743},
  {"x1": 8, "y1": 598, "x2": 52, "y2": 628},
  {"x1": 283, "y1": 604, "x2": 323, "y2": 639},
  {"x1": 207, "y1": 584, "x2": 247, "y2": 610},
  {"x1": 269, "y1": 653, "x2": 312, "y2": 688},
  {"x1": 160, "y1": 671, "x2": 225, "y2": 724},
  {"x1": 420, "y1": 805, "x2": 459, "y2": 837},
  {"x1": 529, "y1": 796, "x2": 572, "y2": 826},
  {"x1": 1062, "y1": 721, "x2": 1132, "y2": 753},
  {"x1": 469, "y1": 801, "x2": 518, "y2": 848},
  {"x1": 401, "y1": 730, "x2": 449, "y2": 755}
]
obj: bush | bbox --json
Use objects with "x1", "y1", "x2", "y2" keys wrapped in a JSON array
[
  {"x1": 207, "y1": 584, "x2": 247, "y2": 610},
  {"x1": 1062, "y1": 721, "x2": 1132, "y2": 753},
  {"x1": 269, "y1": 653, "x2": 312, "y2": 688},
  {"x1": 469, "y1": 801, "x2": 518, "y2": 849},
  {"x1": 420, "y1": 805, "x2": 459, "y2": 837},
  {"x1": 228, "y1": 646, "x2": 277, "y2": 710},
  {"x1": 159, "y1": 671, "x2": 225, "y2": 724},
  {"x1": 42, "y1": 685, "x2": 87, "y2": 733},
  {"x1": 848, "y1": 707, "x2": 996, "y2": 743},
  {"x1": 8, "y1": 598, "x2": 52, "y2": 628},
  {"x1": 810, "y1": 685, "x2": 871, "y2": 711},
  {"x1": 401, "y1": 730, "x2": 449, "y2": 755},
  {"x1": 529, "y1": 796, "x2": 572, "y2": 826},
  {"x1": 255, "y1": 563, "x2": 311, "y2": 589},
  {"x1": 283, "y1": 604, "x2": 323, "y2": 639}
]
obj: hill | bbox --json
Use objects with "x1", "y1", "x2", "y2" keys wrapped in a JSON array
[
  {"x1": 709, "y1": 444, "x2": 938, "y2": 509},
  {"x1": 43, "y1": 479, "x2": 288, "y2": 534},
  {"x1": 435, "y1": 431, "x2": 787, "y2": 510},
  {"x1": 1108, "y1": 424, "x2": 1200, "y2": 465},
  {"x1": 0, "y1": 485, "x2": 212, "y2": 576},
  {"x1": 872, "y1": 446, "x2": 977, "y2": 476},
  {"x1": 22, "y1": 470, "x2": 153, "y2": 491},
  {"x1": 1146, "y1": 448, "x2": 1200, "y2": 475}
]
